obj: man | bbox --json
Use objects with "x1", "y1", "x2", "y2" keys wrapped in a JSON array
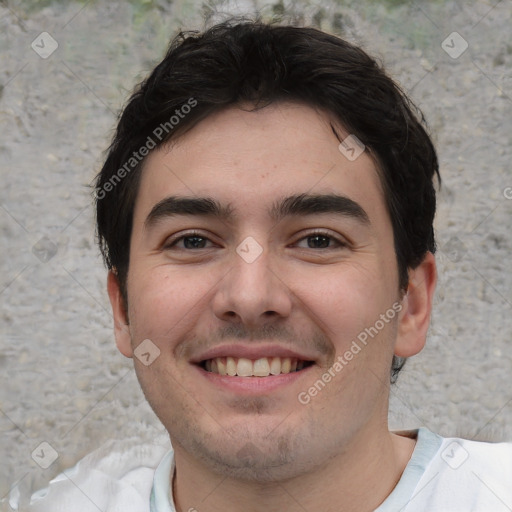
[{"x1": 29, "y1": 18, "x2": 511, "y2": 512}]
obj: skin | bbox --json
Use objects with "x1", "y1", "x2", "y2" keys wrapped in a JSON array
[{"x1": 107, "y1": 102, "x2": 437, "y2": 512}]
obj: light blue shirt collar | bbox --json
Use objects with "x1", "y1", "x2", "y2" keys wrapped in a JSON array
[
  {"x1": 150, "y1": 448, "x2": 175, "y2": 512},
  {"x1": 375, "y1": 428, "x2": 443, "y2": 511}
]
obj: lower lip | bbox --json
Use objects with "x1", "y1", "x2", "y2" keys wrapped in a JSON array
[{"x1": 194, "y1": 364, "x2": 314, "y2": 394}]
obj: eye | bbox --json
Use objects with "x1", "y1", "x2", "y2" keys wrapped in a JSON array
[
  {"x1": 294, "y1": 231, "x2": 347, "y2": 250},
  {"x1": 163, "y1": 231, "x2": 216, "y2": 250}
]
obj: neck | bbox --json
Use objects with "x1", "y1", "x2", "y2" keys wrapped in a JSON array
[{"x1": 171, "y1": 425, "x2": 416, "y2": 512}]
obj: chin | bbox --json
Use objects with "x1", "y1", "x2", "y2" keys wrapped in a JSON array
[{"x1": 181, "y1": 427, "x2": 314, "y2": 482}]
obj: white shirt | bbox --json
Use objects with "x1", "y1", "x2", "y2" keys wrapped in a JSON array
[{"x1": 22, "y1": 428, "x2": 512, "y2": 512}]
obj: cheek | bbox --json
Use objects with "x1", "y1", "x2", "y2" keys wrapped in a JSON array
[
  {"x1": 292, "y1": 265, "x2": 390, "y2": 347},
  {"x1": 127, "y1": 266, "x2": 205, "y2": 344}
]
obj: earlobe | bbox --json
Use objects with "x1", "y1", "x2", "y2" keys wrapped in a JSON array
[
  {"x1": 107, "y1": 271, "x2": 133, "y2": 358},
  {"x1": 394, "y1": 252, "x2": 437, "y2": 358}
]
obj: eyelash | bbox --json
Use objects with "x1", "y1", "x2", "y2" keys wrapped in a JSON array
[
  {"x1": 295, "y1": 230, "x2": 347, "y2": 249},
  {"x1": 163, "y1": 230, "x2": 214, "y2": 250},
  {"x1": 163, "y1": 230, "x2": 347, "y2": 250}
]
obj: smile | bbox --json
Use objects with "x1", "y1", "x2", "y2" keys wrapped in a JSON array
[{"x1": 201, "y1": 357, "x2": 314, "y2": 377}]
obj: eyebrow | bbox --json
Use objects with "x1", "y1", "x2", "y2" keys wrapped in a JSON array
[
  {"x1": 270, "y1": 193, "x2": 370, "y2": 225},
  {"x1": 144, "y1": 197, "x2": 234, "y2": 229},
  {"x1": 143, "y1": 193, "x2": 370, "y2": 229}
]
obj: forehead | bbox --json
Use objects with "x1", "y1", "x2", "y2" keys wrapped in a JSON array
[{"x1": 133, "y1": 102, "x2": 388, "y2": 228}]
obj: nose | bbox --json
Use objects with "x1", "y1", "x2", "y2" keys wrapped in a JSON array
[{"x1": 211, "y1": 241, "x2": 293, "y2": 327}]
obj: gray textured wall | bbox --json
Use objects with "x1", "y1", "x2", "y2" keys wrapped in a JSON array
[{"x1": 1, "y1": 0, "x2": 511, "y2": 507}]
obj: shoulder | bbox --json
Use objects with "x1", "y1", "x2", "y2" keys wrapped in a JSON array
[
  {"x1": 435, "y1": 432, "x2": 512, "y2": 473},
  {"x1": 27, "y1": 436, "x2": 171, "y2": 512},
  {"x1": 416, "y1": 429, "x2": 512, "y2": 510}
]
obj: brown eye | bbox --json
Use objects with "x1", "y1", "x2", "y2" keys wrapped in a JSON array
[
  {"x1": 181, "y1": 235, "x2": 208, "y2": 249},
  {"x1": 295, "y1": 231, "x2": 346, "y2": 250},
  {"x1": 163, "y1": 231, "x2": 215, "y2": 250},
  {"x1": 306, "y1": 235, "x2": 331, "y2": 249}
]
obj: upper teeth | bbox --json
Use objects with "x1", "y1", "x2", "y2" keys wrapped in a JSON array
[{"x1": 204, "y1": 357, "x2": 306, "y2": 377}]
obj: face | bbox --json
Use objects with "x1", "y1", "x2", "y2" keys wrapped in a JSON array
[{"x1": 108, "y1": 102, "x2": 433, "y2": 481}]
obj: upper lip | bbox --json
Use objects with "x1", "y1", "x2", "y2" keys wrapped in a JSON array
[{"x1": 190, "y1": 344, "x2": 318, "y2": 364}]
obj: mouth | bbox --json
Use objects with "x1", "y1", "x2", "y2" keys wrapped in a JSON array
[{"x1": 199, "y1": 356, "x2": 315, "y2": 377}]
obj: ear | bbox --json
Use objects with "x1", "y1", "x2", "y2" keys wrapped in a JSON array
[
  {"x1": 394, "y1": 252, "x2": 437, "y2": 358},
  {"x1": 107, "y1": 271, "x2": 133, "y2": 358}
]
